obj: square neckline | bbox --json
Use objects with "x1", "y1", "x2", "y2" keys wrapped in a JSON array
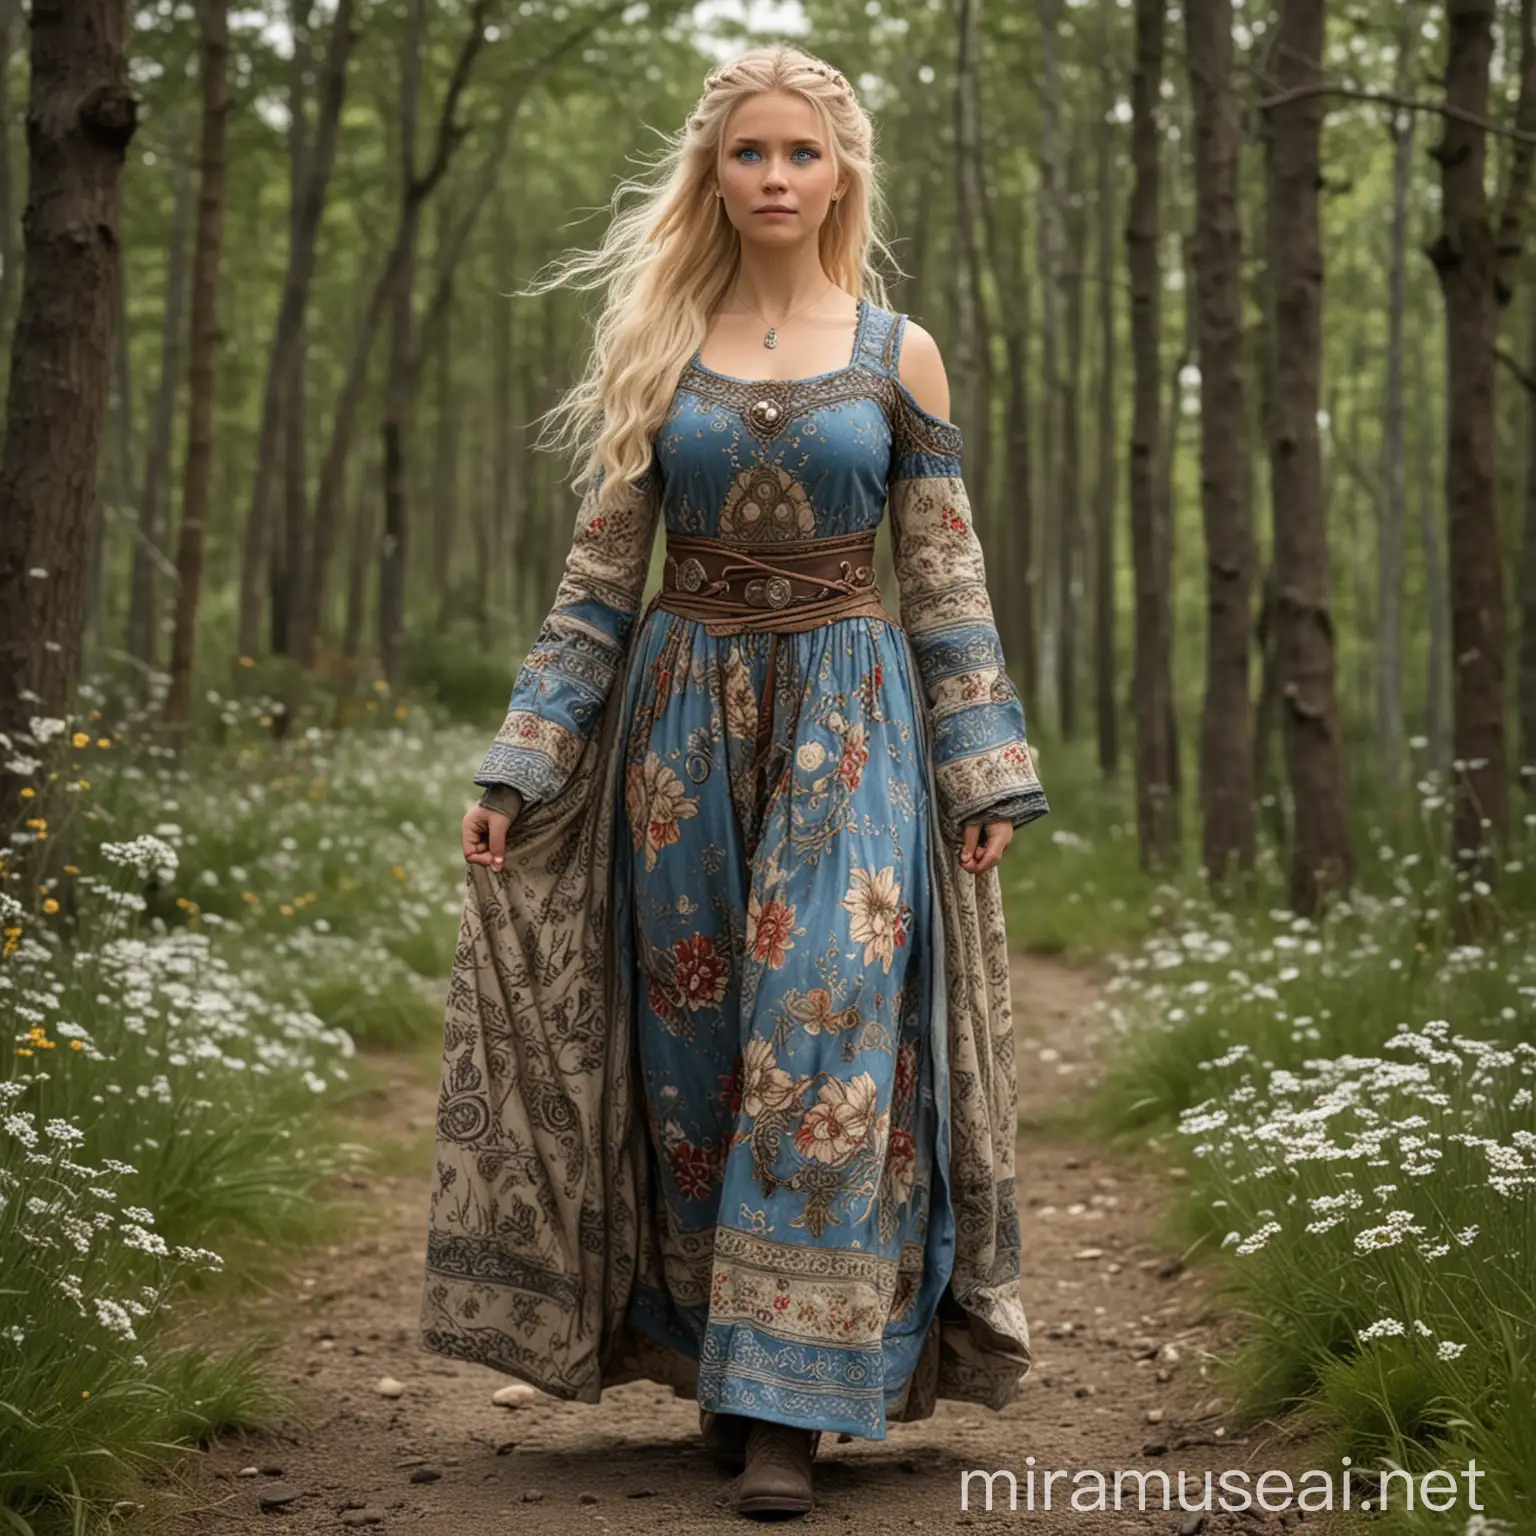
[{"x1": 688, "y1": 294, "x2": 869, "y2": 387}]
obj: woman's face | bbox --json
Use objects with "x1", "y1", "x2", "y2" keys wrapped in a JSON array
[{"x1": 716, "y1": 89, "x2": 844, "y2": 245}]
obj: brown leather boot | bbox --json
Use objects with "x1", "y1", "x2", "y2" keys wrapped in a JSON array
[
  {"x1": 699, "y1": 1406, "x2": 750, "y2": 1472},
  {"x1": 734, "y1": 1418, "x2": 819, "y2": 1517}
]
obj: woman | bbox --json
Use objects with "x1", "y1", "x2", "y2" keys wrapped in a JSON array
[{"x1": 420, "y1": 45, "x2": 1048, "y2": 1519}]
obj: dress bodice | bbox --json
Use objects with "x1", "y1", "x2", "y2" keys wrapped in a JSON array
[{"x1": 655, "y1": 297, "x2": 915, "y2": 542}]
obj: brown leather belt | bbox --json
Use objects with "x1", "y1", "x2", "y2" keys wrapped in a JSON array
[{"x1": 650, "y1": 529, "x2": 892, "y2": 637}]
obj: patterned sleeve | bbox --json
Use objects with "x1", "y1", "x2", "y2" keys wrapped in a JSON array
[
  {"x1": 886, "y1": 377, "x2": 1049, "y2": 832},
  {"x1": 475, "y1": 462, "x2": 661, "y2": 805}
]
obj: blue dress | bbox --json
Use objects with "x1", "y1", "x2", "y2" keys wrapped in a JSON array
[{"x1": 471, "y1": 297, "x2": 1047, "y2": 1439}]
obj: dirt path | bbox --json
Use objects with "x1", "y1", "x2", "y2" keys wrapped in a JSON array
[{"x1": 159, "y1": 956, "x2": 1329, "y2": 1534}]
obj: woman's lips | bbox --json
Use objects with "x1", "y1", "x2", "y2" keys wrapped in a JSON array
[{"x1": 755, "y1": 209, "x2": 795, "y2": 217}]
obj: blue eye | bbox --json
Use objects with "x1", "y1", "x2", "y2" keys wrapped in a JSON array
[{"x1": 736, "y1": 147, "x2": 819, "y2": 163}]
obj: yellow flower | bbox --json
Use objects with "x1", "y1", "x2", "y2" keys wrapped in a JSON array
[
  {"x1": 259, "y1": 715, "x2": 273, "y2": 727},
  {"x1": 70, "y1": 1040, "x2": 83, "y2": 1051},
  {"x1": 63, "y1": 865, "x2": 80, "y2": 875},
  {"x1": 95, "y1": 738, "x2": 111, "y2": 750},
  {"x1": 18, "y1": 788, "x2": 34, "y2": 800},
  {"x1": 15, "y1": 1047, "x2": 32, "y2": 1057},
  {"x1": 241, "y1": 892, "x2": 260, "y2": 905},
  {"x1": 71, "y1": 732, "x2": 90, "y2": 749},
  {"x1": 81, "y1": 1390, "x2": 89, "y2": 1398},
  {"x1": 238, "y1": 656, "x2": 256, "y2": 668},
  {"x1": 25, "y1": 818, "x2": 46, "y2": 831},
  {"x1": 73, "y1": 779, "x2": 90, "y2": 791},
  {"x1": 41, "y1": 899, "x2": 59, "y2": 915},
  {"x1": 371, "y1": 679, "x2": 389, "y2": 695},
  {"x1": 279, "y1": 904, "x2": 293, "y2": 917},
  {"x1": 394, "y1": 704, "x2": 408, "y2": 722},
  {"x1": 391, "y1": 865, "x2": 406, "y2": 882}
]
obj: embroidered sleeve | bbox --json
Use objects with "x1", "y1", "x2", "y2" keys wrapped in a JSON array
[
  {"x1": 886, "y1": 380, "x2": 1048, "y2": 832},
  {"x1": 475, "y1": 464, "x2": 661, "y2": 805}
]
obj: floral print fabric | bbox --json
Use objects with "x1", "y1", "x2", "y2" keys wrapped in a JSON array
[{"x1": 615, "y1": 616, "x2": 951, "y2": 1435}]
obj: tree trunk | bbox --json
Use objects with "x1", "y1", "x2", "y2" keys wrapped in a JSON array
[
  {"x1": 1426, "y1": 0, "x2": 1536, "y2": 881},
  {"x1": 377, "y1": 0, "x2": 427, "y2": 697},
  {"x1": 1263, "y1": 0, "x2": 1353, "y2": 913},
  {"x1": 1187, "y1": 0, "x2": 1257, "y2": 889},
  {"x1": 126, "y1": 132, "x2": 192, "y2": 682},
  {"x1": 164, "y1": 0, "x2": 230, "y2": 728},
  {"x1": 270, "y1": 0, "x2": 316, "y2": 661},
  {"x1": 432, "y1": 202, "x2": 457, "y2": 632},
  {"x1": 977, "y1": 113, "x2": 1039, "y2": 714},
  {"x1": 0, "y1": 0, "x2": 136, "y2": 804},
  {"x1": 0, "y1": 0, "x2": 20, "y2": 351},
  {"x1": 1378, "y1": 24, "x2": 1416, "y2": 804},
  {"x1": 951, "y1": 0, "x2": 989, "y2": 546},
  {"x1": 1036, "y1": 0, "x2": 1064, "y2": 723},
  {"x1": 1523, "y1": 280, "x2": 1536, "y2": 786},
  {"x1": 236, "y1": 0, "x2": 357, "y2": 664},
  {"x1": 342, "y1": 450, "x2": 376, "y2": 663},
  {"x1": 1127, "y1": 0, "x2": 1179, "y2": 870},
  {"x1": 1094, "y1": 0, "x2": 1120, "y2": 781},
  {"x1": 1417, "y1": 325, "x2": 1451, "y2": 777},
  {"x1": 1057, "y1": 134, "x2": 1086, "y2": 743}
]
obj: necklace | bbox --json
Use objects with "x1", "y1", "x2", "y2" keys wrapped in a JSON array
[{"x1": 732, "y1": 280, "x2": 835, "y2": 349}]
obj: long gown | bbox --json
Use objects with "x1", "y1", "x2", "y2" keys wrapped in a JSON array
[{"x1": 420, "y1": 296, "x2": 1048, "y2": 1442}]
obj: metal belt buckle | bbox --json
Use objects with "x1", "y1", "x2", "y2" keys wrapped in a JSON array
[
  {"x1": 744, "y1": 575, "x2": 793, "y2": 610},
  {"x1": 676, "y1": 556, "x2": 706, "y2": 593}
]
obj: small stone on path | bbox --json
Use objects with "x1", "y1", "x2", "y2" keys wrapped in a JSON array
[
  {"x1": 375, "y1": 1377, "x2": 405, "y2": 1398},
  {"x1": 520, "y1": 1490, "x2": 545, "y2": 1503},
  {"x1": 578, "y1": 1491, "x2": 600, "y2": 1505},
  {"x1": 407, "y1": 1467, "x2": 441, "y2": 1484},
  {"x1": 492, "y1": 1383, "x2": 536, "y2": 1407},
  {"x1": 257, "y1": 1483, "x2": 303, "y2": 1511}
]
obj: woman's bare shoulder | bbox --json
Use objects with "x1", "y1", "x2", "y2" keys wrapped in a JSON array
[{"x1": 895, "y1": 319, "x2": 951, "y2": 423}]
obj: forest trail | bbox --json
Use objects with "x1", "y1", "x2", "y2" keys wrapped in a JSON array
[{"x1": 159, "y1": 955, "x2": 1328, "y2": 1535}]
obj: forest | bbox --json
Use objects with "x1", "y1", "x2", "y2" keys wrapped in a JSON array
[{"x1": 1, "y1": 0, "x2": 1534, "y2": 1532}]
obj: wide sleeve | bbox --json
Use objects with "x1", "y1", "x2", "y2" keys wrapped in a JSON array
[
  {"x1": 886, "y1": 381, "x2": 1049, "y2": 832},
  {"x1": 474, "y1": 462, "x2": 661, "y2": 806}
]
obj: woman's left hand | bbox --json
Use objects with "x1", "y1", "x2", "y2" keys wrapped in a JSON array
[{"x1": 959, "y1": 818, "x2": 1012, "y2": 874}]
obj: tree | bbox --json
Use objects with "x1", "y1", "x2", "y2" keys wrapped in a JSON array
[
  {"x1": 1428, "y1": 0, "x2": 1536, "y2": 886},
  {"x1": 1261, "y1": 0, "x2": 1353, "y2": 914},
  {"x1": 164, "y1": 0, "x2": 231, "y2": 728},
  {"x1": 234, "y1": 0, "x2": 359, "y2": 664},
  {"x1": 1093, "y1": 0, "x2": 1120, "y2": 782},
  {"x1": 1127, "y1": 0, "x2": 1179, "y2": 871},
  {"x1": 0, "y1": 0, "x2": 138, "y2": 804},
  {"x1": 1186, "y1": 0, "x2": 1257, "y2": 888}
]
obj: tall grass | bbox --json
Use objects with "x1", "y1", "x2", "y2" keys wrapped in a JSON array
[
  {"x1": 1058, "y1": 741, "x2": 1536, "y2": 1534},
  {"x1": 0, "y1": 679, "x2": 481, "y2": 1532}
]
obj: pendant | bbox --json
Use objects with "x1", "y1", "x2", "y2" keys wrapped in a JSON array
[{"x1": 764, "y1": 328, "x2": 777, "y2": 349}]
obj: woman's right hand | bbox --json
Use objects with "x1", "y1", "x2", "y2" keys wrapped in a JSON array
[{"x1": 462, "y1": 805, "x2": 512, "y2": 870}]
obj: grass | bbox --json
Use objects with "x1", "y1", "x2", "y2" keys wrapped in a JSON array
[
  {"x1": 0, "y1": 676, "x2": 476, "y2": 1533},
  {"x1": 1025, "y1": 732, "x2": 1536, "y2": 1534}
]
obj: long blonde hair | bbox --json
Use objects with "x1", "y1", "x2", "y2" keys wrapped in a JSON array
[{"x1": 521, "y1": 45, "x2": 899, "y2": 511}]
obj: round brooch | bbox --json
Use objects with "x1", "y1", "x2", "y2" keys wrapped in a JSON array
[
  {"x1": 764, "y1": 576, "x2": 792, "y2": 608},
  {"x1": 749, "y1": 397, "x2": 783, "y2": 433},
  {"x1": 677, "y1": 557, "x2": 706, "y2": 593}
]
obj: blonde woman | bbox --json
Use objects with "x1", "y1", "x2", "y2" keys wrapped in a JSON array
[{"x1": 421, "y1": 45, "x2": 1048, "y2": 1519}]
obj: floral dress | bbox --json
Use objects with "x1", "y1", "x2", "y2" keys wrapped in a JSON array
[{"x1": 471, "y1": 296, "x2": 1047, "y2": 1439}]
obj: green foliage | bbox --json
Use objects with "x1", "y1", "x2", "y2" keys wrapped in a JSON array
[{"x1": 0, "y1": 685, "x2": 479, "y2": 1531}]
